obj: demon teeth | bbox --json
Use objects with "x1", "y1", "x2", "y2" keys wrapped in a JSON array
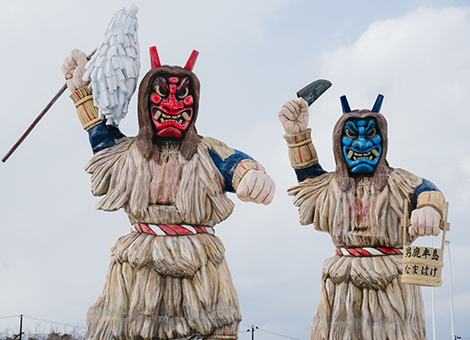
[
  {"x1": 157, "y1": 113, "x2": 181, "y2": 122},
  {"x1": 155, "y1": 110, "x2": 191, "y2": 124},
  {"x1": 348, "y1": 149, "x2": 379, "y2": 161}
]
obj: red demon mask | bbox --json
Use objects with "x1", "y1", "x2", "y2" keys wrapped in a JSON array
[
  {"x1": 150, "y1": 76, "x2": 194, "y2": 138},
  {"x1": 147, "y1": 47, "x2": 199, "y2": 139},
  {"x1": 136, "y1": 47, "x2": 202, "y2": 161}
]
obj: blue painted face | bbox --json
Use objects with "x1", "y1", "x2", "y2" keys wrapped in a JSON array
[{"x1": 342, "y1": 118, "x2": 382, "y2": 174}]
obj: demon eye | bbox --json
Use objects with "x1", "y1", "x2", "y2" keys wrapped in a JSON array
[
  {"x1": 177, "y1": 87, "x2": 189, "y2": 99},
  {"x1": 154, "y1": 84, "x2": 168, "y2": 97},
  {"x1": 366, "y1": 128, "x2": 376, "y2": 139},
  {"x1": 345, "y1": 128, "x2": 357, "y2": 139}
]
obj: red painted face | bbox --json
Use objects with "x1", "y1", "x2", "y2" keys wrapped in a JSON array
[{"x1": 150, "y1": 76, "x2": 194, "y2": 138}]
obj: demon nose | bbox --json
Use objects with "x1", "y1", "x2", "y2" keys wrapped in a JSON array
[
  {"x1": 160, "y1": 95, "x2": 183, "y2": 111},
  {"x1": 352, "y1": 136, "x2": 371, "y2": 150}
]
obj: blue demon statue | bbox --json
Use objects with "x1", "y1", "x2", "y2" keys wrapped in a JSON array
[{"x1": 278, "y1": 94, "x2": 444, "y2": 340}]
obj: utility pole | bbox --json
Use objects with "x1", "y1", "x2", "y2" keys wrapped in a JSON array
[
  {"x1": 431, "y1": 238, "x2": 436, "y2": 340},
  {"x1": 19, "y1": 314, "x2": 23, "y2": 340},
  {"x1": 247, "y1": 325, "x2": 258, "y2": 340},
  {"x1": 445, "y1": 241, "x2": 455, "y2": 340}
]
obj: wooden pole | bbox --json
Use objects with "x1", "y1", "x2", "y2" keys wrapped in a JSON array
[
  {"x1": 2, "y1": 84, "x2": 67, "y2": 163},
  {"x1": 2, "y1": 49, "x2": 96, "y2": 163}
]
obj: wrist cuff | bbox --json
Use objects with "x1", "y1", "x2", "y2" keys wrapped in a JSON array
[
  {"x1": 416, "y1": 191, "x2": 445, "y2": 218},
  {"x1": 283, "y1": 129, "x2": 318, "y2": 169},
  {"x1": 232, "y1": 159, "x2": 266, "y2": 190},
  {"x1": 70, "y1": 84, "x2": 102, "y2": 131}
]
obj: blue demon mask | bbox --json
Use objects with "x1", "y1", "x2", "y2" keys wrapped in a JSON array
[{"x1": 342, "y1": 118, "x2": 382, "y2": 174}]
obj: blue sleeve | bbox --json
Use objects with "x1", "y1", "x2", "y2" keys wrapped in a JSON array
[
  {"x1": 87, "y1": 122, "x2": 126, "y2": 154},
  {"x1": 412, "y1": 178, "x2": 442, "y2": 209},
  {"x1": 294, "y1": 163, "x2": 328, "y2": 183},
  {"x1": 209, "y1": 149, "x2": 255, "y2": 192}
]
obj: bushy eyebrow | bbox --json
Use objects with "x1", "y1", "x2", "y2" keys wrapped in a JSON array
[
  {"x1": 345, "y1": 121, "x2": 358, "y2": 133},
  {"x1": 365, "y1": 119, "x2": 376, "y2": 132},
  {"x1": 177, "y1": 77, "x2": 190, "y2": 94},
  {"x1": 155, "y1": 77, "x2": 169, "y2": 92}
]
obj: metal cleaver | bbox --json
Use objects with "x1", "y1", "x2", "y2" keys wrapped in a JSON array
[{"x1": 296, "y1": 79, "x2": 332, "y2": 106}]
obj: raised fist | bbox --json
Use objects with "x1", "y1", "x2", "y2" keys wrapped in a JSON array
[
  {"x1": 61, "y1": 49, "x2": 88, "y2": 92},
  {"x1": 278, "y1": 97, "x2": 309, "y2": 135}
]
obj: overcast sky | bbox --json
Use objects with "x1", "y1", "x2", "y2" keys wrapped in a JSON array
[{"x1": 1, "y1": 1, "x2": 470, "y2": 340}]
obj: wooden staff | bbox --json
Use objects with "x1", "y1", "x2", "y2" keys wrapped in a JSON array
[{"x1": 2, "y1": 49, "x2": 96, "y2": 163}]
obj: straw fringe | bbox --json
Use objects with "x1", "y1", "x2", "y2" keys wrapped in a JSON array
[
  {"x1": 311, "y1": 265, "x2": 426, "y2": 339},
  {"x1": 86, "y1": 233, "x2": 241, "y2": 340}
]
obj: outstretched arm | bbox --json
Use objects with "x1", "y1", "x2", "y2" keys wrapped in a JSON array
[
  {"x1": 278, "y1": 98, "x2": 327, "y2": 182},
  {"x1": 209, "y1": 150, "x2": 275, "y2": 205},
  {"x1": 61, "y1": 49, "x2": 126, "y2": 153}
]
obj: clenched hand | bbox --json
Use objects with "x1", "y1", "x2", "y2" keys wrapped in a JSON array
[
  {"x1": 409, "y1": 206, "x2": 441, "y2": 237},
  {"x1": 236, "y1": 170, "x2": 275, "y2": 205},
  {"x1": 61, "y1": 49, "x2": 88, "y2": 92},
  {"x1": 278, "y1": 97, "x2": 310, "y2": 134}
]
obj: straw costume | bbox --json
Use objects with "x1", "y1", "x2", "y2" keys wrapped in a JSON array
[
  {"x1": 280, "y1": 96, "x2": 445, "y2": 340},
  {"x1": 62, "y1": 7, "x2": 275, "y2": 340}
]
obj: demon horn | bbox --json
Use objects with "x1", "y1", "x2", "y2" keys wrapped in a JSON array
[
  {"x1": 340, "y1": 95, "x2": 351, "y2": 114},
  {"x1": 150, "y1": 46, "x2": 161, "y2": 68},
  {"x1": 371, "y1": 94, "x2": 384, "y2": 112},
  {"x1": 184, "y1": 50, "x2": 199, "y2": 71}
]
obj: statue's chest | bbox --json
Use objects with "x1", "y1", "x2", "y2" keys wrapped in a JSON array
[
  {"x1": 348, "y1": 178, "x2": 374, "y2": 233},
  {"x1": 148, "y1": 148, "x2": 183, "y2": 205}
]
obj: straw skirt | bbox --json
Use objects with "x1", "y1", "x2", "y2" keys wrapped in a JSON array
[
  {"x1": 85, "y1": 232, "x2": 241, "y2": 340},
  {"x1": 310, "y1": 255, "x2": 426, "y2": 340}
]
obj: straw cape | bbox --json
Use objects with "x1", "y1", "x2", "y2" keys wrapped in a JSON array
[{"x1": 84, "y1": 136, "x2": 242, "y2": 340}]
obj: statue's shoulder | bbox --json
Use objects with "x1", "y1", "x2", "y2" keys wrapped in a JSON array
[
  {"x1": 288, "y1": 171, "x2": 335, "y2": 197},
  {"x1": 85, "y1": 137, "x2": 136, "y2": 173},
  {"x1": 389, "y1": 168, "x2": 422, "y2": 188},
  {"x1": 198, "y1": 136, "x2": 235, "y2": 161},
  {"x1": 301, "y1": 171, "x2": 335, "y2": 185},
  {"x1": 390, "y1": 168, "x2": 421, "y2": 180}
]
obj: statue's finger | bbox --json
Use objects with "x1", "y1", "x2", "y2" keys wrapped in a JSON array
[
  {"x1": 279, "y1": 107, "x2": 296, "y2": 121},
  {"x1": 283, "y1": 100, "x2": 300, "y2": 116},
  {"x1": 61, "y1": 64, "x2": 72, "y2": 77},
  {"x1": 72, "y1": 49, "x2": 88, "y2": 66}
]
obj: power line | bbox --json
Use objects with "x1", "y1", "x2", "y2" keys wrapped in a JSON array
[
  {"x1": 22, "y1": 315, "x2": 85, "y2": 330},
  {"x1": 0, "y1": 315, "x2": 20, "y2": 320},
  {"x1": 257, "y1": 327, "x2": 303, "y2": 340}
]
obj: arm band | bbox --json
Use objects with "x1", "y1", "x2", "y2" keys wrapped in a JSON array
[
  {"x1": 416, "y1": 191, "x2": 445, "y2": 218},
  {"x1": 283, "y1": 128, "x2": 319, "y2": 169},
  {"x1": 69, "y1": 84, "x2": 103, "y2": 131},
  {"x1": 232, "y1": 159, "x2": 266, "y2": 190}
]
